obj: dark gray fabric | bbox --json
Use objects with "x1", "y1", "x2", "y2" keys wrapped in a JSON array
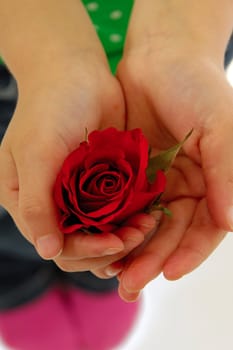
[
  {"x1": 0, "y1": 207, "x2": 42, "y2": 261},
  {"x1": 225, "y1": 33, "x2": 233, "y2": 68},
  {"x1": 0, "y1": 256, "x2": 57, "y2": 311},
  {"x1": 0, "y1": 66, "x2": 17, "y2": 141}
]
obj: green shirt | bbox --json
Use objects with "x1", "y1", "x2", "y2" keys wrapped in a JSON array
[
  {"x1": 83, "y1": 0, "x2": 133, "y2": 73},
  {"x1": 0, "y1": 0, "x2": 133, "y2": 74}
]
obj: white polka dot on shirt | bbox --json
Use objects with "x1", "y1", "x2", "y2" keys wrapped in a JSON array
[
  {"x1": 86, "y1": 2, "x2": 99, "y2": 12},
  {"x1": 109, "y1": 33, "x2": 123, "y2": 43},
  {"x1": 109, "y1": 10, "x2": 123, "y2": 20}
]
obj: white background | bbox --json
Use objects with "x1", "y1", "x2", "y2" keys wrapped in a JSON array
[{"x1": 1, "y1": 64, "x2": 233, "y2": 350}]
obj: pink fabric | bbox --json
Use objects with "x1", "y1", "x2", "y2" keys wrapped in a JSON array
[
  {"x1": 0, "y1": 288, "x2": 80, "y2": 350},
  {"x1": 66, "y1": 288, "x2": 140, "y2": 350},
  {"x1": 0, "y1": 287, "x2": 140, "y2": 350}
]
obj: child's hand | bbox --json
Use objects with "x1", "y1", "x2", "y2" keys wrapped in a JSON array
[
  {"x1": 0, "y1": 54, "x2": 125, "y2": 262},
  {"x1": 113, "y1": 39, "x2": 233, "y2": 301}
]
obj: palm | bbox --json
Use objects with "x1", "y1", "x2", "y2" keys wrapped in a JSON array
[{"x1": 116, "y1": 54, "x2": 232, "y2": 300}]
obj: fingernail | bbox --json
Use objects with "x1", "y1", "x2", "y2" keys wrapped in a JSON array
[
  {"x1": 36, "y1": 234, "x2": 62, "y2": 260},
  {"x1": 122, "y1": 278, "x2": 134, "y2": 293},
  {"x1": 139, "y1": 215, "x2": 156, "y2": 228},
  {"x1": 105, "y1": 266, "x2": 123, "y2": 277},
  {"x1": 120, "y1": 288, "x2": 141, "y2": 302},
  {"x1": 102, "y1": 247, "x2": 124, "y2": 256},
  {"x1": 127, "y1": 291, "x2": 141, "y2": 302}
]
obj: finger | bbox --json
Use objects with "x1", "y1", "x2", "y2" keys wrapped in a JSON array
[
  {"x1": 201, "y1": 120, "x2": 233, "y2": 231},
  {"x1": 91, "y1": 261, "x2": 124, "y2": 279},
  {"x1": 163, "y1": 155, "x2": 205, "y2": 202},
  {"x1": 13, "y1": 140, "x2": 66, "y2": 259},
  {"x1": 92, "y1": 212, "x2": 161, "y2": 279},
  {"x1": 55, "y1": 226, "x2": 145, "y2": 272},
  {"x1": 60, "y1": 213, "x2": 156, "y2": 260},
  {"x1": 117, "y1": 268, "x2": 140, "y2": 302},
  {"x1": 119, "y1": 198, "x2": 196, "y2": 295},
  {"x1": 87, "y1": 213, "x2": 160, "y2": 278},
  {"x1": 123, "y1": 212, "x2": 157, "y2": 235},
  {"x1": 118, "y1": 284, "x2": 141, "y2": 303},
  {"x1": 163, "y1": 198, "x2": 227, "y2": 280},
  {"x1": 60, "y1": 232, "x2": 125, "y2": 260}
]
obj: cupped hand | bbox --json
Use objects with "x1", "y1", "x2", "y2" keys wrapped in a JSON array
[
  {"x1": 114, "y1": 49, "x2": 233, "y2": 301},
  {"x1": 0, "y1": 53, "x2": 155, "y2": 272}
]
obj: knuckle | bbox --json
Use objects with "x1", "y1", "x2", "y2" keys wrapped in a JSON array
[
  {"x1": 20, "y1": 199, "x2": 45, "y2": 221},
  {"x1": 181, "y1": 244, "x2": 206, "y2": 263}
]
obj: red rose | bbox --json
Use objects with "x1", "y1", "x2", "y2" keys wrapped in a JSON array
[{"x1": 54, "y1": 128, "x2": 166, "y2": 234}]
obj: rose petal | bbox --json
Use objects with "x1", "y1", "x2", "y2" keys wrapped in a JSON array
[
  {"x1": 61, "y1": 141, "x2": 89, "y2": 177},
  {"x1": 84, "y1": 147, "x2": 125, "y2": 170},
  {"x1": 111, "y1": 170, "x2": 166, "y2": 223},
  {"x1": 79, "y1": 165, "x2": 117, "y2": 197},
  {"x1": 86, "y1": 172, "x2": 121, "y2": 195}
]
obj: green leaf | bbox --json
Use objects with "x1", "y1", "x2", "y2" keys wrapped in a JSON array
[
  {"x1": 148, "y1": 204, "x2": 172, "y2": 217},
  {"x1": 146, "y1": 129, "x2": 193, "y2": 183},
  {"x1": 159, "y1": 206, "x2": 172, "y2": 217}
]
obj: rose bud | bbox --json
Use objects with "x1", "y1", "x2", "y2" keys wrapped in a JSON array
[{"x1": 54, "y1": 128, "x2": 166, "y2": 234}]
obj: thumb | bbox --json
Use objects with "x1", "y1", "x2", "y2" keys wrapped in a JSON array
[
  {"x1": 14, "y1": 142, "x2": 64, "y2": 260},
  {"x1": 201, "y1": 120, "x2": 233, "y2": 232}
]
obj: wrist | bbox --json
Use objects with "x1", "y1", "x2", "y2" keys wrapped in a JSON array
[
  {"x1": 0, "y1": 0, "x2": 108, "y2": 83},
  {"x1": 16, "y1": 47, "x2": 108, "y2": 91},
  {"x1": 16, "y1": 49, "x2": 111, "y2": 101},
  {"x1": 125, "y1": 0, "x2": 233, "y2": 66}
]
